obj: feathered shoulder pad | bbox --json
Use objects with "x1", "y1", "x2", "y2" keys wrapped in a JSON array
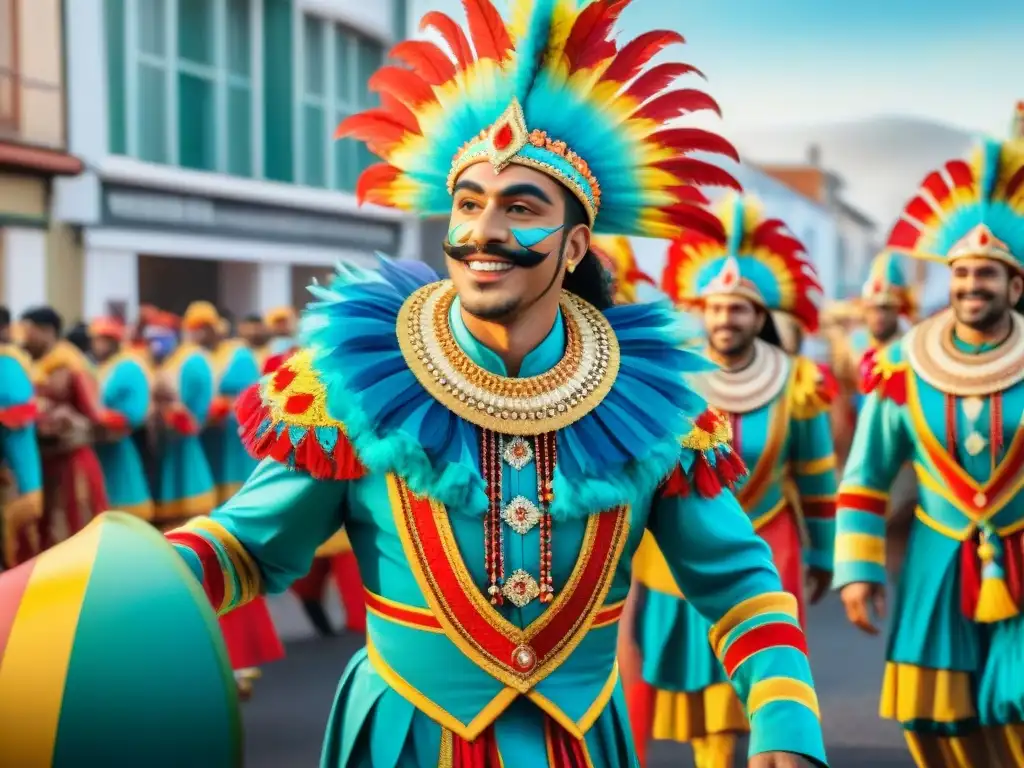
[
  {"x1": 788, "y1": 356, "x2": 837, "y2": 420},
  {"x1": 661, "y1": 407, "x2": 747, "y2": 500},
  {"x1": 859, "y1": 341, "x2": 907, "y2": 405},
  {"x1": 234, "y1": 349, "x2": 366, "y2": 481}
]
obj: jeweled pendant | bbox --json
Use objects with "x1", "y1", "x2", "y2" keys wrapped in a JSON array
[
  {"x1": 964, "y1": 431, "x2": 987, "y2": 457},
  {"x1": 502, "y1": 436, "x2": 534, "y2": 470},
  {"x1": 502, "y1": 569, "x2": 540, "y2": 608},
  {"x1": 501, "y1": 495, "x2": 542, "y2": 535}
]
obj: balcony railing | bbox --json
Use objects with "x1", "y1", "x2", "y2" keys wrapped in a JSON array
[{"x1": 0, "y1": 65, "x2": 65, "y2": 149}]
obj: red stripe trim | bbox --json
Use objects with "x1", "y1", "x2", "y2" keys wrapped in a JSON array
[
  {"x1": 837, "y1": 491, "x2": 887, "y2": 516},
  {"x1": 0, "y1": 401, "x2": 37, "y2": 429},
  {"x1": 722, "y1": 622, "x2": 807, "y2": 677},
  {"x1": 364, "y1": 590, "x2": 441, "y2": 630},
  {"x1": 802, "y1": 500, "x2": 836, "y2": 519},
  {"x1": 0, "y1": 558, "x2": 37, "y2": 659},
  {"x1": 920, "y1": 419, "x2": 1024, "y2": 511},
  {"x1": 593, "y1": 602, "x2": 624, "y2": 627},
  {"x1": 166, "y1": 531, "x2": 226, "y2": 612}
]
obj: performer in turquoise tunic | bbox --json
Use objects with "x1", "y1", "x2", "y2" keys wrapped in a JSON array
[
  {"x1": 90, "y1": 316, "x2": 154, "y2": 521},
  {"x1": 0, "y1": 340, "x2": 42, "y2": 568},
  {"x1": 835, "y1": 135, "x2": 1024, "y2": 767},
  {"x1": 622, "y1": 193, "x2": 837, "y2": 768},
  {"x1": 185, "y1": 302, "x2": 261, "y2": 505},
  {"x1": 162, "y1": 2, "x2": 827, "y2": 766},
  {"x1": 146, "y1": 314, "x2": 216, "y2": 527}
]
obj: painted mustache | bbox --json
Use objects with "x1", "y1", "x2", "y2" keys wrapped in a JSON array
[
  {"x1": 956, "y1": 291, "x2": 996, "y2": 301},
  {"x1": 442, "y1": 240, "x2": 550, "y2": 269}
]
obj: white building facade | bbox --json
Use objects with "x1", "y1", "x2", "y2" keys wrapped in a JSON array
[{"x1": 56, "y1": 0, "x2": 416, "y2": 320}]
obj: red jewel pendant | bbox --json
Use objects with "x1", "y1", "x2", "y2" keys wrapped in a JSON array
[{"x1": 493, "y1": 123, "x2": 513, "y2": 151}]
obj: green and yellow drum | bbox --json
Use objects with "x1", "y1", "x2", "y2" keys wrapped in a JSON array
[{"x1": 0, "y1": 512, "x2": 241, "y2": 767}]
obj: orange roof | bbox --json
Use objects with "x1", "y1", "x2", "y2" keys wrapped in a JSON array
[{"x1": 757, "y1": 165, "x2": 827, "y2": 203}]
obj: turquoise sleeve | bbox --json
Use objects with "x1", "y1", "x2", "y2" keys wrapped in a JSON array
[
  {"x1": 0, "y1": 354, "x2": 33, "y2": 409},
  {"x1": 649, "y1": 484, "x2": 827, "y2": 766},
  {"x1": 107, "y1": 360, "x2": 151, "y2": 428},
  {"x1": 209, "y1": 460, "x2": 347, "y2": 594},
  {"x1": 833, "y1": 391, "x2": 911, "y2": 588},
  {"x1": 179, "y1": 354, "x2": 215, "y2": 423},
  {"x1": 0, "y1": 424, "x2": 42, "y2": 494},
  {"x1": 219, "y1": 347, "x2": 260, "y2": 396},
  {"x1": 789, "y1": 409, "x2": 838, "y2": 571}
]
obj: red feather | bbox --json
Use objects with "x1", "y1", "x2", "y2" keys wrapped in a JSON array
[
  {"x1": 355, "y1": 163, "x2": 401, "y2": 205},
  {"x1": 668, "y1": 185, "x2": 711, "y2": 205},
  {"x1": 650, "y1": 128, "x2": 739, "y2": 161},
  {"x1": 621, "y1": 62, "x2": 704, "y2": 104},
  {"x1": 886, "y1": 218, "x2": 923, "y2": 250},
  {"x1": 419, "y1": 11, "x2": 473, "y2": 70},
  {"x1": 379, "y1": 93, "x2": 420, "y2": 133},
  {"x1": 390, "y1": 40, "x2": 457, "y2": 85},
  {"x1": 600, "y1": 30, "x2": 684, "y2": 85},
  {"x1": 562, "y1": 0, "x2": 629, "y2": 74},
  {"x1": 369, "y1": 66, "x2": 437, "y2": 108},
  {"x1": 662, "y1": 202, "x2": 728, "y2": 243},
  {"x1": 654, "y1": 158, "x2": 740, "y2": 190},
  {"x1": 461, "y1": 0, "x2": 513, "y2": 62},
  {"x1": 903, "y1": 195, "x2": 937, "y2": 225},
  {"x1": 632, "y1": 89, "x2": 720, "y2": 122},
  {"x1": 944, "y1": 160, "x2": 974, "y2": 189},
  {"x1": 334, "y1": 111, "x2": 409, "y2": 155},
  {"x1": 1006, "y1": 165, "x2": 1024, "y2": 198},
  {"x1": 920, "y1": 170, "x2": 951, "y2": 204}
]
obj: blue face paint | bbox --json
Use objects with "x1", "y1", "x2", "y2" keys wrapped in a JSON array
[
  {"x1": 511, "y1": 225, "x2": 563, "y2": 248},
  {"x1": 448, "y1": 222, "x2": 471, "y2": 245}
]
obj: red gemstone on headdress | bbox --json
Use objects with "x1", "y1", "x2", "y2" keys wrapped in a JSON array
[
  {"x1": 979, "y1": 231, "x2": 990, "y2": 246},
  {"x1": 722, "y1": 271, "x2": 735, "y2": 285},
  {"x1": 493, "y1": 123, "x2": 513, "y2": 150}
]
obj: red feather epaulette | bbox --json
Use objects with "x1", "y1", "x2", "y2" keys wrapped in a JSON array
[
  {"x1": 859, "y1": 347, "x2": 907, "y2": 405},
  {"x1": 662, "y1": 408, "x2": 747, "y2": 499},
  {"x1": 0, "y1": 401, "x2": 37, "y2": 430},
  {"x1": 235, "y1": 350, "x2": 366, "y2": 481}
]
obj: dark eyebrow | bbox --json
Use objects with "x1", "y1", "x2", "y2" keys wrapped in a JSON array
[
  {"x1": 453, "y1": 180, "x2": 485, "y2": 195},
  {"x1": 499, "y1": 183, "x2": 552, "y2": 204}
]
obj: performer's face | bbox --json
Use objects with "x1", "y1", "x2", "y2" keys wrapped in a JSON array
[
  {"x1": 90, "y1": 334, "x2": 119, "y2": 362},
  {"x1": 949, "y1": 257, "x2": 1023, "y2": 331},
  {"x1": 864, "y1": 304, "x2": 899, "y2": 342},
  {"x1": 445, "y1": 163, "x2": 589, "y2": 322},
  {"x1": 703, "y1": 295, "x2": 764, "y2": 357},
  {"x1": 21, "y1": 321, "x2": 55, "y2": 358},
  {"x1": 240, "y1": 322, "x2": 269, "y2": 347}
]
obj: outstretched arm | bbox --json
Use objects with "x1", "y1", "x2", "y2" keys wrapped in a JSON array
[{"x1": 648, "y1": 411, "x2": 827, "y2": 766}]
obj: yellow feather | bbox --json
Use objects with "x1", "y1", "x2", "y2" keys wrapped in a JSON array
[{"x1": 508, "y1": 0, "x2": 536, "y2": 41}]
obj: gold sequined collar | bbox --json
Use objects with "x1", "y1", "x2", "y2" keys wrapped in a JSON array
[
  {"x1": 695, "y1": 338, "x2": 790, "y2": 414},
  {"x1": 396, "y1": 282, "x2": 620, "y2": 435},
  {"x1": 906, "y1": 308, "x2": 1024, "y2": 396}
]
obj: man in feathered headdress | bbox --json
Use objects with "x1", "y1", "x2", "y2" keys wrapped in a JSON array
[
  {"x1": 623, "y1": 193, "x2": 837, "y2": 767},
  {"x1": 836, "y1": 123, "x2": 1024, "y2": 765},
  {"x1": 5, "y1": 2, "x2": 827, "y2": 765}
]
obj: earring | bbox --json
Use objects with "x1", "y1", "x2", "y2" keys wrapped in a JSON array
[{"x1": 567, "y1": 261, "x2": 577, "y2": 274}]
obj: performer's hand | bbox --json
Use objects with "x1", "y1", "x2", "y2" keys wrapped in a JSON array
[
  {"x1": 806, "y1": 567, "x2": 832, "y2": 605},
  {"x1": 840, "y1": 581, "x2": 886, "y2": 635},
  {"x1": 749, "y1": 751, "x2": 811, "y2": 767}
]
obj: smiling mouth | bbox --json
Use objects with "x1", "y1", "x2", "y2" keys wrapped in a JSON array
[{"x1": 466, "y1": 260, "x2": 514, "y2": 273}]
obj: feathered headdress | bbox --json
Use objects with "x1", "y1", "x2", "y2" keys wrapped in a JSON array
[
  {"x1": 662, "y1": 192, "x2": 823, "y2": 332},
  {"x1": 590, "y1": 235, "x2": 654, "y2": 304},
  {"x1": 885, "y1": 137, "x2": 1024, "y2": 272},
  {"x1": 181, "y1": 301, "x2": 220, "y2": 332},
  {"x1": 88, "y1": 317, "x2": 127, "y2": 341},
  {"x1": 860, "y1": 251, "x2": 916, "y2": 318},
  {"x1": 336, "y1": 0, "x2": 740, "y2": 239}
]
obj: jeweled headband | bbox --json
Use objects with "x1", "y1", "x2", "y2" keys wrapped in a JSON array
[{"x1": 336, "y1": 0, "x2": 741, "y2": 240}]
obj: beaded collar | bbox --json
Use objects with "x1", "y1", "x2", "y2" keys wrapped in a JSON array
[{"x1": 695, "y1": 338, "x2": 790, "y2": 414}]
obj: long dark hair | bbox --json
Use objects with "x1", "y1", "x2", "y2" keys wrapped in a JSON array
[
  {"x1": 758, "y1": 309, "x2": 783, "y2": 348},
  {"x1": 560, "y1": 189, "x2": 614, "y2": 311}
]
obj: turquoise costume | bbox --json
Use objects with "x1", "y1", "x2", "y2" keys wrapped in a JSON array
[
  {"x1": 202, "y1": 340, "x2": 260, "y2": 504},
  {"x1": 95, "y1": 350, "x2": 154, "y2": 520},
  {"x1": 835, "y1": 136, "x2": 1024, "y2": 765},
  {"x1": 628, "y1": 194, "x2": 836, "y2": 763},
  {"x1": 153, "y1": 341, "x2": 216, "y2": 524},
  {"x1": 0, "y1": 344, "x2": 42, "y2": 567}
]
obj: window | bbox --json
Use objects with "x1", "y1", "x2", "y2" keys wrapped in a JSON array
[
  {"x1": 110, "y1": 0, "x2": 257, "y2": 175},
  {"x1": 0, "y1": 0, "x2": 18, "y2": 130},
  {"x1": 298, "y1": 16, "x2": 384, "y2": 191}
]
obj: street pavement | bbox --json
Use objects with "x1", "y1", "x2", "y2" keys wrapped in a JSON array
[{"x1": 243, "y1": 590, "x2": 913, "y2": 767}]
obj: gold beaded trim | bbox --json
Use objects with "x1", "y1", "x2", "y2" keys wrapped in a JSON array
[
  {"x1": 696, "y1": 338, "x2": 791, "y2": 414},
  {"x1": 906, "y1": 308, "x2": 1024, "y2": 396},
  {"x1": 396, "y1": 281, "x2": 620, "y2": 435}
]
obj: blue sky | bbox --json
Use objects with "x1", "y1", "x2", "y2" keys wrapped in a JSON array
[{"x1": 409, "y1": 0, "x2": 1023, "y2": 135}]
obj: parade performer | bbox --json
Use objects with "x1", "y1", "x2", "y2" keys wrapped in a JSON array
[
  {"x1": 20, "y1": 306, "x2": 117, "y2": 551},
  {"x1": 835, "y1": 135, "x2": 1024, "y2": 767},
  {"x1": 159, "y1": 2, "x2": 828, "y2": 765},
  {"x1": 238, "y1": 313, "x2": 271, "y2": 368},
  {"x1": 147, "y1": 312, "x2": 216, "y2": 526},
  {"x1": 622, "y1": 193, "x2": 836, "y2": 768},
  {"x1": 90, "y1": 316, "x2": 154, "y2": 521},
  {"x1": 0, "y1": 339, "x2": 42, "y2": 568}
]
